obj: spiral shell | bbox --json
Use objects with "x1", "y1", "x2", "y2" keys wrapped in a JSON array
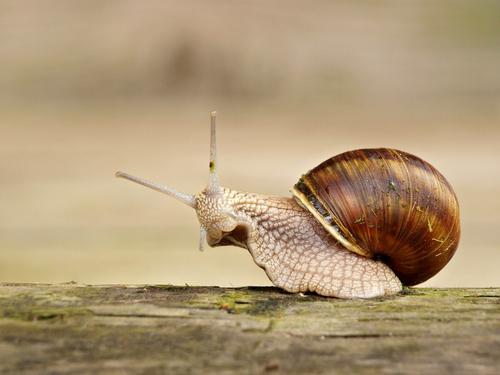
[{"x1": 292, "y1": 148, "x2": 460, "y2": 286}]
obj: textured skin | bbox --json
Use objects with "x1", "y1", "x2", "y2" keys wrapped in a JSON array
[{"x1": 196, "y1": 188, "x2": 402, "y2": 299}]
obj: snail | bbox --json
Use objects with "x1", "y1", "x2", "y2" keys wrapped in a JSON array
[{"x1": 116, "y1": 112, "x2": 460, "y2": 299}]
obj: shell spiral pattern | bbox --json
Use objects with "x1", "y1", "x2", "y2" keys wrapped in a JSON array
[{"x1": 293, "y1": 148, "x2": 460, "y2": 285}]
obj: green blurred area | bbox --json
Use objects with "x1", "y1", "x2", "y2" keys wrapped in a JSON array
[{"x1": 0, "y1": 1, "x2": 499, "y2": 287}]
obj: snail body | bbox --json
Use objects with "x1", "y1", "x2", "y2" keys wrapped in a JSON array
[{"x1": 117, "y1": 113, "x2": 460, "y2": 299}]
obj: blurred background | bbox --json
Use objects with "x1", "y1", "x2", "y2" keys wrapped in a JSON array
[{"x1": 0, "y1": 0, "x2": 499, "y2": 287}]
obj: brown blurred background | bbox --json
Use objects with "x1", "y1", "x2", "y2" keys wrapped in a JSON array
[{"x1": 0, "y1": 1, "x2": 499, "y2": 287}]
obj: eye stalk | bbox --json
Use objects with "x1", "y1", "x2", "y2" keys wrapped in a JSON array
[
  {"x1": 116, "y1": 111, "x2": 241, "y2": 251},
  {"x1": 115, "y1": 171, "x2": 196, "y2": 208},
  {"x1": 207, "y1": 111, "x2": 221, "y2": 194}
]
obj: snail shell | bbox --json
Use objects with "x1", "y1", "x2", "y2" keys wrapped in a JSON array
[{"x1": 292, "y1": 148, "x2": 460, "y2": 286}]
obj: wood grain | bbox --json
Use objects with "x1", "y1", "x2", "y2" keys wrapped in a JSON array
[{"x1": 0, "y1": 284, "x2": 498, "y2": 374}]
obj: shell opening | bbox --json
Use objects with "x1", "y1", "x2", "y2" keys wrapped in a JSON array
[
  {"x1": 295, "y1": 179, "x2": 334, "y2": 224},
  {"x1": 293, "y1": 178, "x2": 373, "y2": 259}
]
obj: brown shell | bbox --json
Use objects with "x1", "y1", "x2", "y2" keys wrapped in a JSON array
[{"x1": 292, "y1": 148, "x2": 460, "y2": 286}]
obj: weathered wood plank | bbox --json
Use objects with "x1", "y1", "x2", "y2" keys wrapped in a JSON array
[{"x1": 0, "y1": 284, "x2": 498, "y2": 374}]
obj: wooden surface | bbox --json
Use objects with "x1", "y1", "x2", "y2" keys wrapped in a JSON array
[{"x1": 0, "y1": 284, "x2": 498, "y2": 374}]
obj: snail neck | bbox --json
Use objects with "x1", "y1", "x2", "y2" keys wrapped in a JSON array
[
  {"x1": 227, "y1": 190, "x2": 340, "y2": 285},
  {"x1": 225, "y1": 189, "x2": 335, "y2": 257},
  {"x1": 195, "y1": 188, "x2": 280, "y2": 247},
  {"x1": 195, "y1": 187, "x2": 316, "y2": 250}
]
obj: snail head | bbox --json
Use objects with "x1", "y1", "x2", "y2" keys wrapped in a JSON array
[{"x1": 115, "y1": 111, "x2": 252, "y2": 251}]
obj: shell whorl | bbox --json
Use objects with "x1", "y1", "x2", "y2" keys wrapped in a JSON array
[{"x1": 292, "y1": 148, "x2": 460, "y2": 286}]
